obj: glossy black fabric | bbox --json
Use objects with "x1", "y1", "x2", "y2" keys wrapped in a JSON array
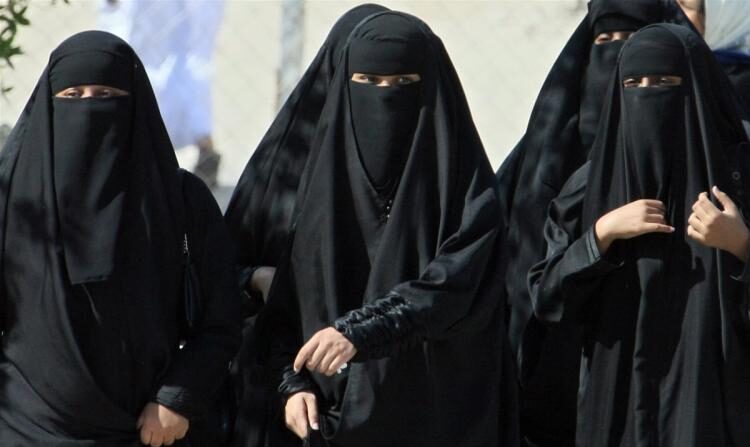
[
  {"x1": 225, "y1": 6, "x2": 389, "y2": 447},
  {"x1": 261, "y1": 11, "x2": 516, "y2": 447},
  {"x1": 493, "y1": 1, "x2": 693, "y2": 445},
  {"x1": 529, "y1": 24, "x2": 750, "y2": 447},
  {"x1": 0, "y1": 31, "x2": 241, "y2": 446}
]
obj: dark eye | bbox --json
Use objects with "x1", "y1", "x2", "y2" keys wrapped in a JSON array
[
  {"x1": 96, "y1": 89, "x2": 113, "y2": 97},
  {"x1": 397, "y1": 77, "x2": 415, "y2": 85},
  {"x1": 63, "y1": 89, "x2": 81, "y2": 98}
]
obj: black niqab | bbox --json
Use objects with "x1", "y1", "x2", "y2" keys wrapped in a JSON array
[
  {"x1": 494, "y1": 2, "x2": 695, "y2": 445},
  {"x1": 51, "y1": 50, "x2": 134, "y2": 284},
  {"x1": 261, "y1": 11, "x2": 517, "y2": 447},
  {"x1": 529, "y1": 24, "x2": 750, "y2": 446},
  {"x1": 348, "y1": 30, "x2": 423, "y2": 193},
  {"x1": 0, "y1": 31, "x2": 240, "y2": 446}
]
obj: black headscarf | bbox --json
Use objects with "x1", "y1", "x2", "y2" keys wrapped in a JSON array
[
  {"x1": 493, "y1": 2, "x2": 695, "y2": 445},
  {"x1": 262, "y1": 11, "x2": 517, "y2": 446},
  {"x1": 530, "y1": 24, "x2": 750, "y2": 445},
  {"x1": 225, "y1": 7, "x2": 390, "y2": 447},
  {"x1": 0, "y1": 31, "x2": 194, "y2": 445},
  {"x1": 225, "y1": 4, "x2": 389, "y2": 283}
]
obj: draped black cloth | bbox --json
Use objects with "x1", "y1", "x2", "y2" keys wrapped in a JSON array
[
  {"x1": 529, "y1": 24, "x2": 750, "y2": 447},
  {"x1": 493, "y1": 1, "x2": 693, "y2": 445},
  {"x1": 0, "y1": 31, "x2": 240, "y2": 446},
  {"x1": 261, "y1": 11, "x2": 516, "y2": 447},
  {"x1": 225, "y1": 6, "x2": 389, "y2": 447},
  {"x1": 715, "y1": 51, "x2": 750, "y2": 115},
  {"x1": 225, "y1": 3, "x2": 389, "y2": 293}
]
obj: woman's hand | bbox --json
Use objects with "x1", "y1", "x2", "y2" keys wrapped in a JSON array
[
  {"x1": 284, "y1": 391, "x2": 319, "y2": 439},
  {"x1": 294, "y1": 327, "x2": 356, "y2": 376},
  {"x1": 687, "y1": 187, "x2": 750, "y2": 261},
  {"x1": 594, "y1": 199, "x2": 674, "y2": 254},
  {"x1": 250, "y1": 266, "x2": 276, "y2": 302},
  {"x1": 137, "y1": 403, "x2": 189, "y2": 447}
]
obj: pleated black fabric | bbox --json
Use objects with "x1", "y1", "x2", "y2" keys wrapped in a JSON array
[
  {"x1": 493, "y1": 1, "x2": 694, "y2": 445},
  {"x1": 529, "y1": 24, "x2": 750, "y2": 447},
  {"x1": 260, "y1": 11, "x2": 517, "y2": 447},
  {"x1": 0, "y1": 31, "x2": 241, "y2": 446},
  {"x1": 225, "y1": 7, "x2": 389, "y2": 447}
]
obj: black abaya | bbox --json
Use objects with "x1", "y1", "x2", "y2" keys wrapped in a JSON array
[
  {"x1": 261, "y1": 11, "x2": 516, "y2": 447},
  {"x1": 225, "y1": 6, "x2": 389, "y2": 447},
  {"x1": 494, "y1": 1, "x2": 695, "y2": 445},
  {"x1": 0, "y1": 31, "x2": 241, "y2": 446},
  {"x1": 529, "y1": 24, "x2": 750, "y2": 447}
]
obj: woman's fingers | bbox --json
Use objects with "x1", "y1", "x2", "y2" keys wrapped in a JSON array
[
  {"x1": 304, "y1": 394, "x2": 320, "y2": 431},
  {"x1": 294, "y1": 337, "x2": 319, "y2": 372}
]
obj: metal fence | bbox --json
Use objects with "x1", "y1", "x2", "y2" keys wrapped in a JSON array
[{"x1": 0, "y1": 0, "x2": 587, "y2": 200}]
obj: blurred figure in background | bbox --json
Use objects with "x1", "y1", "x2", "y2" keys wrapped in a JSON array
[
  {"x1": 99, "y1": 0, "x2": 225, "y2": 188},
  {"x1": 678, "y1": 0, "x2": 750, "y2": 113}
]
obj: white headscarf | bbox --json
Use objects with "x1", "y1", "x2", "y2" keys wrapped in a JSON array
[{"x1": 704, "y1": 0, "x2": 750, "y2": 54}]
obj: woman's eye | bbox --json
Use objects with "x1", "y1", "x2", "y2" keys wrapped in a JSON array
[
  {"x1": 623, "y1": 79, "x2": 638, "y2": 88},
  {"x1": 97, "y1": 90, "x2": 113, "y2": 97},
  {"x1": 64, "y1": 90, "x2": 81, "y2": 97},
  {"x1": 397, "y1": 77, "x2": 414, "y2": 85}
]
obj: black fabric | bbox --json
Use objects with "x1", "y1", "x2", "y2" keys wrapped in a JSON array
[
  {"x1": 593, "y1": 14, "x2": 646, "y2": 36},
  {"x1": 52, "y1": 97, "x2": 131, "y2": 284},
  {"x1": 49, "y1": 50, "x2": 132, "y2": 93},
  {"x1": 493, "y1": 1, "x2": 694, "y2": 445},
  {"x1": 721, "y1": 62, "x2": 750, "y2": 117},
  {"x1": 225, "y1": 6, "x2": 390, "y2": 447},
  {"x1": 529, "y1": 24, "x2": 750, "y2": 446},
  {"x1": 579, "y1": 39, "x2": 626, "y2": 149},
  {"x1": 225, "y1": 4, "x2": 389, "y2": 281},
  {"x1": 349, "y1": 82, "x2": 420, "y2": 193},
  {"x1": 261, "y1": 11, "x2": 517, "y2": 447},
  {"x1": 0, "y1": 31, "x2": 241, "y2": 446}
]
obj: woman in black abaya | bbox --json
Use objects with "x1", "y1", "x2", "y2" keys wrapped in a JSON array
[
  {"x1": 224, "y1": 6, "x2": 389, "y2": 447},
  {"x1": 0, "y1": 31, "x2": 241, "y2": 446},
  {"x1": 495, "y1": 1, "x2": 693, "y2": 445},
  {"x1": 529, "y1": 24, "x2": 750, "y2": 446},
  {"x1": 260, "y1": 10, "x2": 517, "y2": 447}
]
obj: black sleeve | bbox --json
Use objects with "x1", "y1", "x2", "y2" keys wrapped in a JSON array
[
  {"x1": 528, "y1": 164, "x2": 622, "y2": 325},
  {"x1": 154, "y1": 173, "x2": 242, "y2": 419},
  {"x1": 334, "y1": 168, "x2": 501, "y2": 360}
]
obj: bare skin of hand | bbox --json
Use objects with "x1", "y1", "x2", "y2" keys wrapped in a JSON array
[
  {"x1": 294, "y1": 327, "x2": 357, "y2": 376},
  {"x1": 687, "y1": 187, "x2": 750, "y2": 262},
  {"x1": 250, "y1": 266, "x2": 276, "y2": 302},
  {"x1": 594, "y1": 199, "x2": 675, "y2": 254},
  {"x1": 285, "y1": 391, "x2": 319, "y2": 439},
  {"x1": 137, "y1": 403, "x2": 189, "y2": 447}
]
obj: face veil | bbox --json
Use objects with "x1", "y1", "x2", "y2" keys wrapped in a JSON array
[
  {"x1": 347, "y1": 17, "x2": 424, "y2": 194},
  {"x1": 536, "y1": 24, "x2": 750, "y2": 446},
  {"x1": 49, "y1": 50, "x2": 135, "y2": 284},
  {"x1": 0, "y1": 31, "x2": 186, "y2": 441},
  {"x1": 260, "y1": 11, "x2": 516, "y2": 446}
]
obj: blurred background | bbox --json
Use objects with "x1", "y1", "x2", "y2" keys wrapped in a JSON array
[{"x1": 0, "y1": 0, "x2": 587, "y2": 207}]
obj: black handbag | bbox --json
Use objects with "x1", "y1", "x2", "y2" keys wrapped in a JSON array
[{"x1": 179, "y1": 171, "x2": 237, "y2": 446}]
